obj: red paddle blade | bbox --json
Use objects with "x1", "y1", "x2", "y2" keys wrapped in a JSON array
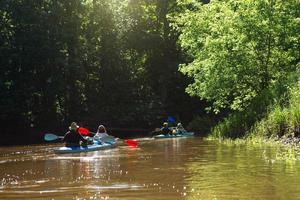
[
  {"x1": 125, "y1": 139, "x2": 138, "y2": 147},
  {"x1": 78, "y1": 127, "x2": 90, "y2": 136}
]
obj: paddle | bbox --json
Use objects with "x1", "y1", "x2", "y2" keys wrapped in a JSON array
[
  {"x1": 44, "y1": 133, "x2": 64, "y2": 141},
  {"x1": 125, "y1": 139, "x2": 138, "y2": 147},
  {"x1": 78, "y1": 127, "x2": 138, "y2": 147},
  {"x1": 78, "y1": 127, "x2": 95, "y2": 136},
  {"x1": 44, "y1": 127, "x2": 95, "y2": 141},
  {"x1": 150, "y1": 128, "x2": 162, "y2": 136},
  {"x1": 44, "y1": 133, "x2": 115, "y2": 144}
]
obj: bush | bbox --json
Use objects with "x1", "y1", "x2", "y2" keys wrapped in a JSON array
[
  {"x1": 247, "y1": 81, "x2": 300, "y2": 139},
  {"x1": 289, "y1": 82, "x2": 300, "y2": 136},
  {"x1": 209, "y1": 72, "x2": 300, "y2": 140},
  {"x1": 187, "y1": 115, "x2": 217, "y2": 135}
]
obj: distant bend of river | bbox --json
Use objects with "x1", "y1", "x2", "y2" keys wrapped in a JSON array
[{"x1": 0, "y1": 137, "x2": 300, "y2": 199}]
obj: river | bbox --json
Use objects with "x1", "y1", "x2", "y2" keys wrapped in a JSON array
[{"x1": 0, "y1": 137, "x2": 300, "y2": 199}]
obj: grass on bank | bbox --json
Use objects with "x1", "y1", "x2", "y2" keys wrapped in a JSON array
[
  {"x1": 203, "y1": 77, "x2": 300, "y2": 160},
  {"x1": 209, "y1": 79, "x2": 300, "y2": 140},
  {"x1": 247, "y1": 82, "x2": 300, "y2": 139}
]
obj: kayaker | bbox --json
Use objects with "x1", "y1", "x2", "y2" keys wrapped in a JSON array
[
  {"x1": 160, "y1": 122, "x2": 172, "y2": 136},
  {"x1": 63, "y1": 122, "x2": 88, "y2": 147},
  {"x1": 94, "y1": 124, "x2": 109, "y2": 144},
  {"x1": 175, "y1": 123, "x2": 186, "y2": 134}
]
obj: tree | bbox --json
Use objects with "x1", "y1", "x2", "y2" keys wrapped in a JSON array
[{"x1": 175, "y1": 0, "x2": 299, "y2": 113}]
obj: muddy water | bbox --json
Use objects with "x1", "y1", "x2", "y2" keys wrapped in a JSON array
[{"x1": 0, "y1": 137, "x2": 300, "y2": 199}]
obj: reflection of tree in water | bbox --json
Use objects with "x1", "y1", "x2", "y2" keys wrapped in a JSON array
[{"x1": 185, "y1": 142, "x2": 300, "y2": 200}]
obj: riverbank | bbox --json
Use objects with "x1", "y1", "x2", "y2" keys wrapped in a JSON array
[{"x1": 205, "y1": 81, "x2": 300, "y2": 160}]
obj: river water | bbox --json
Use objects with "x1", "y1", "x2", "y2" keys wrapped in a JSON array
[{"x1": 0, "y1": 137, "x2": 300, "y2": 200}]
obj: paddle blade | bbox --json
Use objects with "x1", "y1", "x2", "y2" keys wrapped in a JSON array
[
  {"x1": 168, "y1": 116, "x2": 175, "y2": 123},
  {"x1": 44, "y1": 133, "x2": 60, "y2": 141},
  {"x1": 125, "y1": 139, "x2": 138, "y2": 147},
  {"x1": 78, "y1": 127, "x2": 90, "y2": 136}
]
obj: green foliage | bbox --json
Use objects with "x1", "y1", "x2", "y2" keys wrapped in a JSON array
[
  {"x1": 289, "y1": 82, "x2": 300, "y2": 129},
  {"x1": 174, "y1": 0, "x2": 300, "y2": 113},
  {"x1": 209, "y1": 72, "x2": 299, "y2": 139},
  {"x1": 245, "y1": 81, "x2": 300, "y2": 139},
  {"x1": 210, "y1": 111, "x2": 253, "y2": 139},
  {"x1": 250, "y1": 105, "x2": 289, "y2": 138},
  {"x1": 187, "y1": 115, "x2": 217, "y2": 134}
]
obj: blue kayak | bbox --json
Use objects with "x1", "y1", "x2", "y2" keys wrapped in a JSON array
[
  {"x1": 54, "y1": 141, "x2": 116, "y2": 154},
  {"x1": 154, "y1": 132, "x2": 194, "y2": 139}
]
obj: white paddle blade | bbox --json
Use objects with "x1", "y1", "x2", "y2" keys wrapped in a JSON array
[{"x1": 44, "y1": 133, "x2": 60, "y2": 141}]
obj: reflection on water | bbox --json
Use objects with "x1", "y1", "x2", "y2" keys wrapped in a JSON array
[
  {"x1": 185, "y1": 142, "x2": 300, "y2": 200},
  {"x1": 0, "y1": 138, "x2": 300, "y2": 199}
]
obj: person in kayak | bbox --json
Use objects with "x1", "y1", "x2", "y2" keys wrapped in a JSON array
[
  {"x1": 160, "y1": 122, "x2": 172, "y2": 136},
  {"x1": 175, "y1": 123, "x2": 186, "y2": 134},
  {"x1": 63, "y1": 122, "x2": 88, "y2": 147},
  {"x1": 94, "y1": 124, "x2": 109, "y2": 144}
]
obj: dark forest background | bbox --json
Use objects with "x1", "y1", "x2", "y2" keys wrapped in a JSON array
[{"x1": 0, "y1": 0, "x2": 213, "y2": 144}]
